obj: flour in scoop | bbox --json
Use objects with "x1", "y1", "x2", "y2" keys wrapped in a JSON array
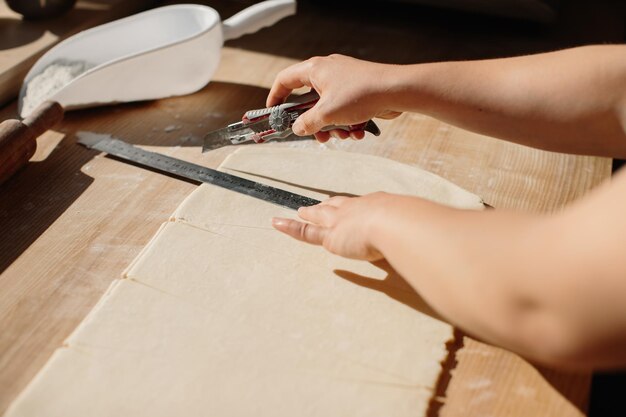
[{"x1": 21, "y1": 60, "x2": 93, "y2": 117}]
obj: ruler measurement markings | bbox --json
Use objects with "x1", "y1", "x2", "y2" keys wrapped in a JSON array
[{"x1": 81, "y1": 137, "x2": 320, "y2": 210}]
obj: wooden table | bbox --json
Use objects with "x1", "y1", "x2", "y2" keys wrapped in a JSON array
[{"x1": 0, "y1": 0, "x2": 621, "y2": 415}]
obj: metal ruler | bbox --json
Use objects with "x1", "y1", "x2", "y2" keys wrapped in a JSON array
[{"x1": 77, "y1": 134, "x2": 320, "y2": 210}]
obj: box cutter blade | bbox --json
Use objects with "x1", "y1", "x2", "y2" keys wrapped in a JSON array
[{"x1": 202, "y1": 91, "x2": 381, "y2": 152}]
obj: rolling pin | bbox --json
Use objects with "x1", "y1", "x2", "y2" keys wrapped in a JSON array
[{"x1": 0, "y1": 101, "x2": 64, "y2": 185}]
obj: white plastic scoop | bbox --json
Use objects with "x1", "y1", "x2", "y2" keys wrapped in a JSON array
[
  {"x1": 0, "y1": 0, "x2": 295, "y2": 187},
  {"x1": 18, "y1": 0, "x2": 296, "y2": 117}
]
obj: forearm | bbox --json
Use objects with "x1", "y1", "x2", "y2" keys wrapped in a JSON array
[
  {"x1": 385, "y1": 45, "x2": 626, "y2": 157},
  {"x1": 275, "y1": 184, "x2": 626, "y2": 368},
  {"x1": 369, "y1": 198, "x2": 555, "y2": 361},
  {"x1": 368, "y1": 194, "x2": 626, "y2": 370}
]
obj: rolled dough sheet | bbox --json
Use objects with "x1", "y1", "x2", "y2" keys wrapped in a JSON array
[
  {"x1": 6, "y1": 148, "x2": 484, "y2": 417},
  {"x1": 172, "y1": 148, "x2": 484, "y2": 264}
]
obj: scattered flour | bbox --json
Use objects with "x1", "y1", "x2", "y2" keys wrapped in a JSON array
[
  {"x1": 179, "y1": 134, "x2": 201, "y2": 145},
  {"x1": 164, "y1": 125, "x2": 180, "y2": 133},
  {"x1": 21, "y1": 60, "x2": 93, "y2": 117}
]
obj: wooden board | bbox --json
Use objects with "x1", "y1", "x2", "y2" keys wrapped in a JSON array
[
  {"x1": 0, "y1": 0, "x2": 156, "y2": 107},
  {"x1": 0, "y1": 0, "x2": 622, "y2": 415}
]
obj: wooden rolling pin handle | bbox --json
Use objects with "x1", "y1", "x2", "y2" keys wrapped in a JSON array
[
  {"x1": 22, "y1": 101, "x2": 65, "y2": 138},
  {"x1": 0, "y1": 101, "x2": 64, "y2": 186}
]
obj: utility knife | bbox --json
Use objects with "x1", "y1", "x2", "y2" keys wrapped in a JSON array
[{"x1": 202, "y1": 91, "x2": 381, "y2": 152}]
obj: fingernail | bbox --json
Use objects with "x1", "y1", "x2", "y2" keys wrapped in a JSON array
[
  {"x1": 292, "y1": 122, "x2": 305, "y2": 136},
  {"x1": 272, "y1": 218, "x2": 286, "y2": 227}
]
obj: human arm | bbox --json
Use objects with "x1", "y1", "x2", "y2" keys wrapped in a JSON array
[
  {"x1": 273, "y1": 169, "x2": 626, "y2": 370},
  {"x1": 268, "y1": 45, "x2": 626, "y2": 157}
]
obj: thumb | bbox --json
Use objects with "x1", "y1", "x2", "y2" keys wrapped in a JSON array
[{"x1": 292, "y1": 107, "x2": 327, "y2": 136}]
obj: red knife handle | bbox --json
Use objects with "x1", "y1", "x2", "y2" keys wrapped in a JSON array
[
  {"x1": 243, "y1": 90, "x2": 319, "y2": 122},
  {"x1": 273, "y1": 91, "x2": 381, "y2": 135},
  {"x1": 243, "y1": 90, "x2": 381, "y2": 139},
  {"x1": 321, "y1": 120, "x2": 381, "y2": 136}
]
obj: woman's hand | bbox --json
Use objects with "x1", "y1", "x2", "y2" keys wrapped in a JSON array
[
  {"x1": 272, "y1": 193, "x2": 395, "y2": 261},
  {"x1": 267, "y1": 54, "x2": 402, "y2": 143}
]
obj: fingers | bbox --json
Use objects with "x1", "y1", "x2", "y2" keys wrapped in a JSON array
[
  {"x1": 272, "y1": 197, "x2": 352, "y2": 247},
  {"x1": 292, "y1": 107, "x2": 327, "y2": 136},
  {"x1": 272, "y1": 218, "x2": 326, "y2": 245},
  {"x1": 318, "y1": 129, "x2": 365, "y2": 142},
  {"x1": 321, "y1": 196, "x2": 350, "y2": 207},
  {"x1": 314, "y1": 131, "x2": 331, "y2": 143},
  {"x1": 267, "y1": 61, "x2": 314, "y2": 107},
  {"x1": 297, "y1": 204, "x2": 336, "y2": 226},
  {"x1": 331, "y1": 129, "x2": 364, "y2": 140},
  {"x1": 314, "y1": 130, "x2": 359, "y2": 143},
  {"x1": 328, "y1": 129, "x2": 350, "y2": 140},
  {"x1": 349, "y1": 130, "x2": 365, "y2": 140}
]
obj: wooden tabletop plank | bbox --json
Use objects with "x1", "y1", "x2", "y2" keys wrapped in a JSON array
[{"x1": 0, "y1": 0, "x2": 621, "y2": 415}]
